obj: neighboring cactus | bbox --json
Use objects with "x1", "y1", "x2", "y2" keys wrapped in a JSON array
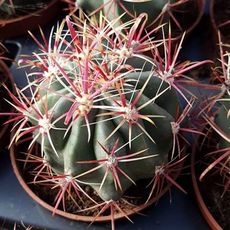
[
  {"x1": 3, "y1": 14, "x2": 211, "y2": 229},
  {"x1": 75, "y1": 0, "x2": 172, "y2": 27},
  {"x1": 201, "y1": 34, "x2": 230, "y2": 186},
  {"x1": 75, "y1": 0, "x2": 201, "y2": 34},
  {"x1": 215, "y1": 95, "x2": 230, "y2": 149},
  {"x1": 194, "y1": 37, "x2": 230, "y2": 229}
]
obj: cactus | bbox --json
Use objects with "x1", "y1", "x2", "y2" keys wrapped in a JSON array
[
  {"x1": 76, "y1": 0, "x2": 198, "y2": 31},
  {"x1": 215, "y1": 95, "x2": 230, "y2": 149},
  {"x1": 200, "y1": 35, "x2": 230, "y2": 186},
  {"x1": 2, "y1": 14, "x2": 211, "y2": 229},
  {"x1": 76, "y1": 0, "x2": 170, "y2": 25},
  {"x1": 16, "y1": 15, "x2": 177, "y2": 202}
]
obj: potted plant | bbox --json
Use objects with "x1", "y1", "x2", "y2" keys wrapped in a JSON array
[
  {"x1": 0, "y1": 43, "x2": 15, "y2": 150},
  {"x1": 3, "y1": 14, "x2": 211, "y2": 229},
  {"x1": 0, "y1": 0, "x2": 63, "y2": 39},
  {"x1": 74, "y1": 0, "x2": 205, "y2": 39},
  {"x1": 191, "y1": 33, "x2": 230, "y2": 229}
]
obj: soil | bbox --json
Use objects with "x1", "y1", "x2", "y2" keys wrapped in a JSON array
[
  {"x1": 195, "y1": 132, "x2": 230, "y2": 229},
  {"x1": 18, "y1": 156, "x2": 154, "y2": 217},
  {"x1": 30, "y1": 180, "x2": 153, "y2": 217}
]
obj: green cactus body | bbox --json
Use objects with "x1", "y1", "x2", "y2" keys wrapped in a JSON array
[
  {"x1": 215, "y1": 93, "x2": 230, "y2": 149},
  {"x1": 76, "y1": 0, "x2": 173, "y2": 27},
  {"x1": 29, "y1": 66, "x2": 177, "y2": 201},
  {"x1": 8, "y1": 14, "x2": 189, "y2": 205}
]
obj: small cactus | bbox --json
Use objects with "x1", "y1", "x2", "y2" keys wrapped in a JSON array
[
  {"x1": 215, "y1": 94, "x2": 230, "y2": 149},
  {"x1": 75, "y1": 0, "x2": 200, "y2": 33},
  {"x1": 75, "y1": 0, "x2": 171, "y2": 26},
  {"x1": 201, "y1": 34, "x2": 230, "y2": 187}
]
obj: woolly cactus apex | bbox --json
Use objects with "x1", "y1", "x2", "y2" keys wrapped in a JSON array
[{"x1": 76, "y1": 0, "x2": 173, "y2": 27}]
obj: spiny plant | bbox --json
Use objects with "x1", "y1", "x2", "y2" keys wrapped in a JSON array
[
  {"x1": 201, "y1": 33, "x2": 230, "y2": 194},
  {"x1": 0, "y1": 0, "x2": 50, "y2": 18},
  {"x1": 3, "y1": 13, "x2": 210, "y2": 229},
  {"x1": 75, "y1": 0, "x2": 197, "y2": 32}
]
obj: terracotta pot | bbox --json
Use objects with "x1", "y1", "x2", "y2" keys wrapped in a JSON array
[
  {"x1": 191, "y1": 143, "x2": 222, "y2": 230},
  {"x1": 0, "y1": 0, "x2": 62, "y2": 39},
  {"x1": 0, "y1": 59, "x2": 15, "y2": 149},
  {"x1": 10, "y1": 138, "x2": 184, "y2": 223}
]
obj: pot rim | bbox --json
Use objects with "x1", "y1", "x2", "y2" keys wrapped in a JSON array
[
  {"x1": 191, "y1": 142, "x2": 222, "y2": 230},
  {"x1": 10, "y1": 139, "x2": 183, "y2": 223}
]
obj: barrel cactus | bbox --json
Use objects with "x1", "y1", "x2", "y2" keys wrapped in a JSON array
[
  {"x1": 76, "y1": 0, "x2": 170, "y2": 25},
  {"x1": 4, "y1": 14, "x2": 210, "y2": 228},
  {"x1": 201, "y1": 35, "x2": 230, "y2": 187},
  {"x1": 76, "y1": 0, "x2": 198, "y2": 31},
  {"x1": 215, "y1": 90, "x2": 230, "y2": 150}
]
